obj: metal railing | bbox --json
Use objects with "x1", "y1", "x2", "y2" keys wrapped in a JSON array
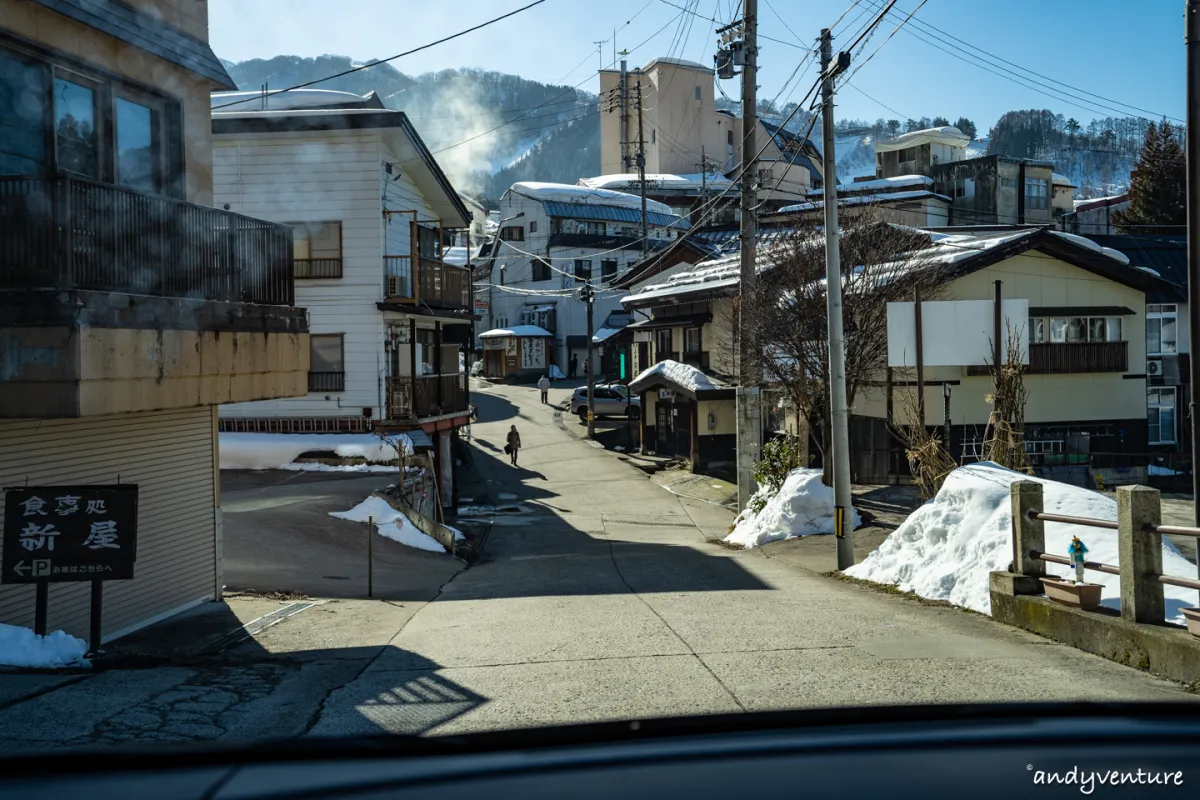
[
  {"x1": 384, "y1": 255, "x2": 412, "y2": 298},
  {"x1": 308, "y1": 371, "x2": 346, "y2": 392},
  {"x1": 386, "y1": 375, "x2": 468, "y2": 419},
  {"x1": 294, "y1": 257, "x2": 343, "y2": 279},
  {"x1": 1009, "y1": 481, "x2": 1200, "y2": 628},
  {"x1": 417, "y1": 257, "x2": 471, "y2": 309},
  {"x1": 0, "y1": 175, "x2": 293, "y2": 305}
]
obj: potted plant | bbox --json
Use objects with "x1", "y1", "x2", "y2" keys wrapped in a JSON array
[
  {"x1": 1040, "y1": 536, "x2": 1104, "y2": 610},
  {"x1": 1181, "y1": 608, "x2": 1200, "y2": 637}
]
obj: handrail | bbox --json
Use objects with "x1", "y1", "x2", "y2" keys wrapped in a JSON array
[
  {"x1": 1028, "y1": 510, "x2": 1118, "y2": 530},
  {"x1": 1147, "y1": 523, "x2": 1200, "y2": 539},
  {"x1": 1030, "y1": 549, "x2": 1121, "y2": 576}
]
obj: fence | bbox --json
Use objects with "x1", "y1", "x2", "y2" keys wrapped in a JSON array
[
  {"x1": 0, "y1": 175, "x2": 293, "y2": 305},
  {"x1": 1009, "y1": 481, "x2": 1200, "y2": 627}
]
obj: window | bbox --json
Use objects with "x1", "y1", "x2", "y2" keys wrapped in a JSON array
[
  {"x1": 728, "y1": 130, "x2": 734, "y2": 145},
  {"x1": 529, "y1": 220, "x2": 538, "y2": 233},
  {"x1": 308, "y1": 334, "x2": 345, "y2": 392},
  {"x1": 1001, "y1": 177, "x2": 1018, "y2": 189},
  {"x1": 1149, "y1": 387, "x2": 1177, "y2": 444},
  {"x1": 655, "y1": 328, "x2": 673, "y2": 361},
  {"x1": 114, "y1": 95, "x2": 162, "y2": 192},
  {"x1": 1043, "y1": 316, "x2": 1124, "y2": 343},
  {"x1": 584, "y1": 220, "x2": 605, "y2": 235},
  {"x1": 601, "y1": 259, "x2": 618, "y2": 282},
  {"x1": 574, "y1": 259, "x2": 592, "y2": 279},
  {"x1": 292, "y1": 222, "x2": 342, "y2": 260},
  {"x1": 0, "y1": 50, "x2": 48, "y2": 176},
  {"x1": 684, "y1": 327, "x2": 701, "y2": 354},
  {"x1": 54, "y1": 75, "x2": 99, "y2": 178},
  {"x1": 651, "y1": 128, "x2": 656, "y2": 144},
  {"x1": 531, "y1": 258, "x2": 552, "y2": 282},
  {"x1": 953, "y1": 178, "x2": 975, "y2": 199},
  {"x1": 1024, "y1": 177, "x2": 1048, "y2": 210},
  {"x1": 500, "y1": 226, "x2": 524, "y2": 241},
  {"x1": 694, "y1": 85, "x2": 702, "y2": 100},
  {"x1": 1147, "y1": 304, "x2": 1178, "y2": 355},
  {"x1": 416, "y1": 224, "x2": 440, "y2": 259}
]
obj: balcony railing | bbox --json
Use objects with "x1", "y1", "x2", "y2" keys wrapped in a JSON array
[
  {"x1": 966, "y1": 342, "x2": 1129, "y2": 376},
  {"x1": 387, "y1": 375, "x2": 468, "y2": 419},
  {"x1": 294, "y1": 258, "x2": 343, "y2": 279},
  {"x1": 384, "y1": 255, "x2": 412, "y2": 298},
  {"x1": 0, "y1": 175, "x2": 293, "y2": 305},
  {"x1": 418, "y1": 256, "x2": 471, "y2": 309},
  {"x1": 308, "y1": 371, "x2": 346, "y2": 392}
]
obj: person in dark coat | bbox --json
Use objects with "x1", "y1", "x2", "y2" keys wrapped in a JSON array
[
  {"x1": 506, "y1": 425, "x2": 522, "y2": 465},
  {"x1": 569, "y1": 352, "x2": 578, "y2": 378}
]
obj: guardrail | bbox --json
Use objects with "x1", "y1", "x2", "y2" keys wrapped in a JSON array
[{"x1": 1010, "y1": 481, "x2": 1200, "y2": 626}]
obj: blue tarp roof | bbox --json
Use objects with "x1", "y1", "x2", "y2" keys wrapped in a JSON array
[{"x1": 542, "y1": 202, "x2": 690, "y2": 230}]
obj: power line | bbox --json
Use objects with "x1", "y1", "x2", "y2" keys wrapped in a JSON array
[
  {"x1": 840, "y1": 0, "x2": 927, "y2": 84},
  {"x1": 212, "y1": 0, "x2": 549, "y2": 110},
  {"x1": 656, "y1": 0, "x2": 805, "y2": 48}
]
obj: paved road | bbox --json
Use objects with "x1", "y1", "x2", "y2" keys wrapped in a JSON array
[{"x1": 0, "y1": 378, "x2": 1194, "y2": 753}]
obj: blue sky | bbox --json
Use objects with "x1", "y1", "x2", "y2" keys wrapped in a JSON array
[{"x1": 209, "y1": 0, "x2": 1185, "y2": 132}]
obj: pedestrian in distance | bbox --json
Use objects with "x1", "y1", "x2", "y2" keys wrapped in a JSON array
[
  {"x1": 538, "y1": 373, "x2": 550, "y2": 404},
  {"x1": 569, "y1": 352, "x2": 578, "y2": 378},
  {"x1": 505, "y1": 425, "x2": 522, "y2": 466}
]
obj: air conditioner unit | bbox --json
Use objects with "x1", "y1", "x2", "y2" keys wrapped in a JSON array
[{"x1": 1147, "y1": 358, "x2": 1163, "y2": 377}]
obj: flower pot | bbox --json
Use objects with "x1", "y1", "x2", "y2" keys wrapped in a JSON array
[
  {"x1": 1040, "y1": 577, "x2": 1104, "y2": 610},
  {"x1": 1181, "y1": 608, "x2": 1200, "y2": 637}
]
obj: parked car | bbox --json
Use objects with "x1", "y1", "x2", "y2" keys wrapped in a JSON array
[{"x1": 570, "y1": 384, "x2": 640, "y2": 421}]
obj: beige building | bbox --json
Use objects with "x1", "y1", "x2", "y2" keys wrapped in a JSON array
[
  {"x1": 598, "y1": 57, "x2": 821, "y2": 205},
  {"x1": 0, "y1": 0, "x2": 309, "y2": 640}
]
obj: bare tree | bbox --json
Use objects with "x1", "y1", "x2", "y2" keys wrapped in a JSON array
[
  {"x1": 742, "y1": 209, "x2": 949, "y2": 485},
  {"x1": 981, "y1": 325, "x2": 1032, "y2": 473}
]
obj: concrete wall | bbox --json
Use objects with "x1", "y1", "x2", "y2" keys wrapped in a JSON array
[{"x1": 0, "y1": 0, "x2": 218, "y2": 204}]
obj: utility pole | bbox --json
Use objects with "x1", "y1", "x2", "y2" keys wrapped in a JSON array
[
  {"x1": 636, "y1": 80, "x2": 648, "y2": 255},
  {"x1": 582, "y1": 282, "x2": 597, "y2": 438},
  {"x1": 594, "y1": 40, "x2": 605, "y2": 72},
  {"x1": 1187, "y1": 0, "x2": 1200, "y2": 574},
  {"x1": 734, "y1": 0, "x2": 761, "y2": 510},
  {"x1": 819, "y1": 28, "x2": 854, "y2": 569},
  {"x1": 620, "y1": 58, "x2": 630, "y2": 171}
]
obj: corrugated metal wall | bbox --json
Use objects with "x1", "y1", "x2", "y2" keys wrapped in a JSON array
[{"x1": 0, "y1": 408, "x2": 217, "y2": 641}]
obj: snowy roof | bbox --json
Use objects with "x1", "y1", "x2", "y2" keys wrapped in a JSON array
[
  {"x1": 628, "y1": 359, "x2": 729, "y2": 398},
  {"x1": 579, "y1": 173, "x2": 734, "y2": 193},
  {"x1": 1052, "y1": 172, "x2": 1077, "y2": 187},
  {"x1": 478, "y1": 325, "x2": 553, "y2": 339},
  {"x1": 874, "y1": 125, "x2": 970, "y2": 153},
  {"x1": 1073, "y1": 194, "x2": 1129, "y2": 212},
  {"x1": 508, "y1": 182, "x2": 674, "y2": 215},
  {"x1": 592, "y1": 327, "x2": 623, "y2": 344},
  {"x1": 211, "y1": 88, "x2": 381, "y2": 112},
  {"x1": 779, "y1": 190, "x2": 950, "y2": 214},
  {"x1": 809, "y1": 174, "x2": 932, "y2": 197}
]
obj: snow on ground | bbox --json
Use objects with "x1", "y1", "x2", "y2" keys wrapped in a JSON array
[
  {"x1": 0, "y1": 623, "x2": 89, "y2": 668},
  {"x1": 846, "y1": 462, "x2": 1199, "y2": 623},
  {"x1": 1149, "y1": 464, "x2": 1180, "y2": 476},
  {"x1": 219, "y1": 433, "x2": 411, "y2": 470},
  {"x1": 725, "y1": 468, "x2": 862, "y2": 548},
  {"x1": 281, "y1": 463, "x2": 399, "y2": 474},
  {"x1": 329, "y1": 496, "x2": 447, "y2": 554}
]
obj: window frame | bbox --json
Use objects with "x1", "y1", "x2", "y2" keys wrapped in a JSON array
[
  {"x1": 600, "y1": 259, "x2": 618, "y2": 282},
  {"x1": 1147, "y1": 304, "x2": 1178, "y2": 355},
  {"x1": 684, "y1": 326, "x2": 702, "y2": 354},
  {"x1": 1148, "y1": 386, "x2": 1177, "y2": 445},
  {"x1": 1040, "y1": 315, "x2": 1125, "y2": 344},
  {"x1": 529, "y1": 220, "x2": 537, "y2": 233},
  {"x1": 499, "y1": 226, "x2": 525, "y2": 241},
  {"x1": 531, "y1": 258, "x2": 552, "y2": 282},
  {"x1": 655, "y1": 328, "x2": 673, "y2": 361},
  {"x1": 308, "y1": 333, "x2": 346, "y2": 392},
  {"x1": 574, "y1": 259, "x2": 591, "y2": 280},
  {"x1": 112, "y1": 87, "x2": 167, "y2": 194},
  {"x1": 52, "y1": 67, "x2": 105, "y2": 181},
  {"x1": 1024, "y1": 177, "x2": 1049, "y2": 210}
]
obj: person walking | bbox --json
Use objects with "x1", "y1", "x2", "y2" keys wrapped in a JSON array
[
  {"x1": 505, "y1": 425, "x2": 521, "y2": 466},
  {"x1": 568, "y1": 352, "x2": 578, "y2": 379},
  {"x1": 537, "y1": 373, "x2": 550, "y2": 405}
]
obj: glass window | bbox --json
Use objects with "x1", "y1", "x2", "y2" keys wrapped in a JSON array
[
  {"x1": 1029, "y1": 318, "x2": 1045, "y2": 344},
  {"x1": 1088, "y1": 318, "x2": 1106, "y2": 342},
  {"x1": 1106, "y1": 317, "x2": 1122, "y2": 342},
  {"x1": 0, "y1": 51, "x2": 47, "y2": 176},
  {"x1": 1147, "y1": 306, "x2": 1178, "y2": 354},
  {"x1": 310, "y1": 334, "x2": 344, "y2": 373},
  {"x1": 684, "y1": 327, "x2": 701, "y2": 353},
  {"x1": 500, "y1": 226, "x2": 524, "y2": 241},
  {"x1": 1066, "y1": 317, "x2": 1087, "y2": 342},
  {"x1": 292, "y1": 222, "x2": 341, "y2": 260},
  {"x1": 1049, "y1": 318, "x2": 1068, "y2": 343},
  {"x1": 1148, "y1": 387, "x2": 1177, "y2": 444},
  {"x1": 115, "y1": 96, "x2": 158, "y2": 192},
  {"x1": 601, "y1": 259, "x2": 618, "y2": 281},
  {"x1": 655, "y1": 329, "x2": 672, "y2": 359},
  {"x1": 694, "y1": 85, "x2": 702, "y2": 100},
  {"x1": 1024, "y1": 177, "x2": 1048, "y2": 210},
  {"x1": 529, "y1": 220, "x2": 537, "y2": 233},
  {"x1": 574, "y1": 259, "x2": 591, "y2": 279},
  {"x1": 531, "y1": 258, "x2": 552, "y2": 282},
  {"x1": 54, "y1": 75, "x2": 98, "y2": 177}
]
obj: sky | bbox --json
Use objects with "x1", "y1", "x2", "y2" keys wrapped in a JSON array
[{"x1": 208, "y1": 0, "x2": 1186, "y2": 132}]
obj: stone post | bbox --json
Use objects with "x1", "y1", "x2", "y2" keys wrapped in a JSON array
[
  {"x1": 1117, "y1": 485, "x2": 1164, "y2": 624},
  {"x1": 1010, "y1": 481, "x2": 1045, "y2": 578}
]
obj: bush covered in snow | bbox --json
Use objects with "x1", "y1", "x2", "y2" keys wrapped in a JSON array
[
  {"x1": 846, "y1": 462, "x2": 1199, "y2": 623},
  {"x1": 725, "y1": 468, "x2": 862, "y2": 548}
]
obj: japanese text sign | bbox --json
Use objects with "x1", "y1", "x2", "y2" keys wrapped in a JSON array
[{"x1": 2, "y1": 485, "x2": 138, "y2": 583}]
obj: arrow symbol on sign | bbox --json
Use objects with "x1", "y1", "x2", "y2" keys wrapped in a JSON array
[{"x1": 13, "y1": 561, "x2": 29, "y2": 576}]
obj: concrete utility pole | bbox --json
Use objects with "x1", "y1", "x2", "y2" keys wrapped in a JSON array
[
  {"x1": 819, "y1": 28, "x2": 855, "y2": 570},
  {"x1": 1187, "y1": 0, "x2": 1200, "y2": 575},
  {"x1": 620, "y1": 58, "x2": 630, "y2": 171},
  {"x1": 636, "y1": 80, "x2": 649, "y2": 255},
  {"x1": 582, "y1": 283, "x2": 597, "y2": 438},
  {"x1": 735, "y1": 0, "x2": 762, "y2": 510}
]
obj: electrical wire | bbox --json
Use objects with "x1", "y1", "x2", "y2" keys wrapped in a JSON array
[
  {"x1": 212, "y1": 0, "x2": 549, "y2": 110},
  {"x1": 839, "y1": 0, "x2": 927, "y2": 85},
  {"x1": 656, "y1": 0, "x2": 805, "y2": 48}
]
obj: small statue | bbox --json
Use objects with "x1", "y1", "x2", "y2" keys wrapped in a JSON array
[{"x1": 1067, "y1": 535, "x2": 1089, "y2": 584}]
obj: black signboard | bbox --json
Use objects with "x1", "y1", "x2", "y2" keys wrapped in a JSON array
[{"x1": 2, "y1": 485, "x2": 138, "y2": 584}]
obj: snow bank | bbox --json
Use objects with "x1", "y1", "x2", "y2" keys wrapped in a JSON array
[
  {"x1": 281, "y1": 463, "x2": 400, "y2": 474},
  {"x1": 329, "y1": 496, "x2": 447, "y2": 553},
  {"x1": 725, "y1": 468, "x2": 862, "y2": 548},
  {"x1": 548, "y1": 364, "x2": 565, "y2": 380},
  {"x1": 846, "y1": 462, "x2": 1199, "y2": 621},
  {"x1": 0, "y1": 623, "x2": 88, "y2": 668},
  {"x1": 219, "y1": 433, "x2": 412, "y2": 470}
]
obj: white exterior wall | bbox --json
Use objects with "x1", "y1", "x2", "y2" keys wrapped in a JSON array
[{"x1": 213, "y1": 131, "x2": 436, "y2": 420}]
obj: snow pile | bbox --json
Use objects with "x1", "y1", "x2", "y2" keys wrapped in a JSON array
[
  {"x1": 329, "y1": 496, "x2": 448, "y2": 554},
  {"x1": 0, "y1": 623, "x2": 88, "y2": 668},
  {"x1": 725, "y1": 468, "x2": 862, "y2": 548},
  {"x1": 1048, "y1": 230, "x2": 1130, "y2": 265},
  {"x1": 281, "y1": 463, "x2": 399, "y2": 474},
  {"x1": 548, "y1": 364, "x2": 565, "y2": 380},
  {"x1": 220, "y1": 433, "x2": 412, "y2": 470},
  {"x1": 846, "y1": 462, "x2": 1199, "y2": 621},
  {"x1": 629, "y1": 359, "x2": 726, "y2": 394}
]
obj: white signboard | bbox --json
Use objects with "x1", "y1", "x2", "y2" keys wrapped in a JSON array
[
  {"x1": 482, "y1": 338, "x2": 504, "y2": 350},
  {"x1": 520, "y1": 337, "x2": 545, "y2": 370},
  {"x1": 887, "y1": 299, "x2": 1029, "y2": 367}
]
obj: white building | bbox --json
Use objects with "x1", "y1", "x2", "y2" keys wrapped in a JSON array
[
  {"x1": 210, "y1": 92, "x2": 475, "y2": 506},
  {"x1": 480, "y1": 182, "x2": 688, "y2": 376}
]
